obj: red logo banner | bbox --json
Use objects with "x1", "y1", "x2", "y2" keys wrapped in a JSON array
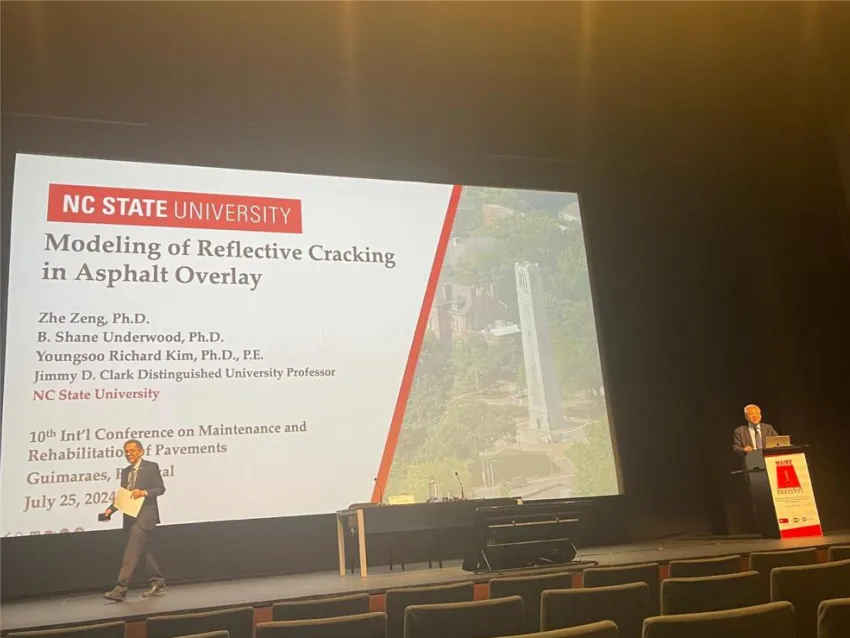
[
  {"x1": 775, "y1": 460, "x2": 802, "y2": 489},
  {"x1": 47, "y1": 184, "x2": 302, "y2": 234}
]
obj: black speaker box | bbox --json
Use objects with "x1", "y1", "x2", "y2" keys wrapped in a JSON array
[{"x1": 477, "y1": 538, "x2": 577, "y2": 571}]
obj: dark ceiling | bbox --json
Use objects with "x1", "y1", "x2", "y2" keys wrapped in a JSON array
[{"x1": 2, "y1": 1, "x2": 850, "y2": 187}]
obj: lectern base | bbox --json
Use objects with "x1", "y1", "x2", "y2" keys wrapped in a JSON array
[{"x1": 746, "y1": 470, "x2": 781, "y2": 539}]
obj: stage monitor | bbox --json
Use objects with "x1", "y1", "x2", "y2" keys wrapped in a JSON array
[
  {"x1": 462, "y1": 500, "x2": 587, "y2": 572},
  {"x1": 0, "y1": 154, "x2": 618, "y2": 537}
]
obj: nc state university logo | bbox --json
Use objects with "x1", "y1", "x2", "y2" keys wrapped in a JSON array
[{"x1": 775, "y1": 459, "x2": 802, "y2": 490}]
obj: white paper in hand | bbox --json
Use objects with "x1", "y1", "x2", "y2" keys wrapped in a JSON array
[{"x1": 115, "y1": 487, "x2": 144, "y2": 518}]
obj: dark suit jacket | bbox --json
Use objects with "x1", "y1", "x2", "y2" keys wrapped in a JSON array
[
  {"x1": 733, "y1": 423, "x2": 779, "y2": 456},
  {"x1": 109, "y1": 459, "x2": 166, "y2": 530}
]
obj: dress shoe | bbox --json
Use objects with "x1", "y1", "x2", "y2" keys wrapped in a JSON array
[
  {"x1": 103, "y1": 587, "x2": 126, "y2": 602},
  {"x1": 142, "y1": 580, "x2": 166, "y2": 597}
]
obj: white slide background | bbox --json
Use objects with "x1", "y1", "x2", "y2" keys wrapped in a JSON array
[{"x1": 1, "y1": 154, "x2": 453, "y2": 535}]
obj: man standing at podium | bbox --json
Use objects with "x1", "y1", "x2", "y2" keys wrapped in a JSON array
[{"x1": 733, "y1": 404, "x2": 778, "y2": 456}]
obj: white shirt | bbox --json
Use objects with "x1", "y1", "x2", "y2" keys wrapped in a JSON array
[{"x1": 749, "y1": 423, "x2": 762, "y2": 449}]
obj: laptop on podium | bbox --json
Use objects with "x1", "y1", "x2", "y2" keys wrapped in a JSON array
[{"x1": 764, "y1": 435, "x2": 791, "y2": 448}]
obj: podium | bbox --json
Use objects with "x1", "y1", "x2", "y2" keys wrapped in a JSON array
[{"x1": 741, "y1": 445, "x2": 822, "y2": 539}]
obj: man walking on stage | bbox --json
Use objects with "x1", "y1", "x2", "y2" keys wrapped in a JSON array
[
  {"x1": 102, "y1": 439, "x2": 167, "y2": 601},
  {"x1": 733, "y1": 404, "x2": 778, "y2": 456}
]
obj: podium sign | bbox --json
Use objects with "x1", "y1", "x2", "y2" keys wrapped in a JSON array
[{"x1": 764, "y1": 452, "x2": 822, "y2": 538}]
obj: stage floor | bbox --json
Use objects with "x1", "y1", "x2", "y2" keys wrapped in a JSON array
[{"x1": 3, "y1": 532, "x2": 849, "y2": 634}]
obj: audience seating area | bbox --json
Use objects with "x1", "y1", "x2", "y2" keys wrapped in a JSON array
[
  {"x1": 146, "y1": 607, "x2": 255, "y2": 638},
  {"x1": 582, "y1": 563, "x2": 660, "y2": 615},
  {"x1": 271, "y1": 592, "x2": 371, "y2": 621},
  {"x1": 748, "y1": 547, "x2": 819, "y2": 599},
  {"x1": 9, "y1": 545, "x2": 848, "y2": 638},
  {"x1": 643, "y1": 601, "x2": 795, "y2": 638},
  {"x1": 542, "y1": 582, "x2": 650, "y2": 638},
  {"x1": 770, "y1": 559, "x2": 850, "y2": 638},
  {"x1": 6, "y1": 622, "x2": 127, "y2": 638},
  {"x1": 666, "y1": 555, "x2": 742, "y2": 579},
  {"x1": 827, "y1": 545, "x2": 850, "y2": 562},
  {"x1": 404, "y1": 596, "x2": 525, "y2": 638},
  {"x1": 516, "y1": 624, "x2": 618, "y2": 638},
  {"x1": 256, "y1": 612, "x2": 387, "y2": 638},
  {"x1": 490, "y1": 570, "x2": 574, "y2": 632},
  {"x1": 660, "y1": 571, "x2": 766, "y2": 615},
  {"x1": 385, "y1": 582, "x2": 475, "y2": 638},
  {"x1": 818, "y1": 597, "x2": 850, "y2": 638}
]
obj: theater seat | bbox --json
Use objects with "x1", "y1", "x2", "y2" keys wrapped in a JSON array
[
  {"x1": 256, "y1": 612, "x2": 386, "y2": 638},
  {"x1": 147, "y1": 607, "x2": 254, "y2": 638},
  {"x1": 667, "y1": 555, "x2": 742, "y2": 579},
  {"x1": 748, "y1": 547, "x2": 818, "y2": 598},
  {"x1": 172, "y1": 633, "x2": 230, "y2": 638},
  {"x1": 770, "y1": 559, "x2": 850, "y2": 638},
  {"x1": 8, "y1": 621, "x2": 125, "y2": 638},
  {"x1": 661, "y1": 571, "x2": 766, "y2": 615},
  {"x1": 499, "y1": 621, "x2": 618, "y2": 638},
  {"x1": 828, "y1": 546, "x2": 850, "y2": 562},
  {"x1": 818, "y1": 598, "x2": 850, "y2": 638},
  {"x1": 490, "y1": 570, "x2": 574, "y2": 632},
  {"x1": 385, "y1": 582, "x2": 475, "y2": 638},
  {"x1": 404, "y1": 596, "x2": 524, "y2": 638},
  {"x1": 272, "y1": 593, "x2": 371, "y2": 621},
  {"x1": 642, "y1": 601, "x2": 794, "y2": 638},
  {"x1": 583, "y1": 564, "x2": 660, "y2": 615},
  {"x1": 542, "y1": 582, "x2": 650, "y2": 638}
]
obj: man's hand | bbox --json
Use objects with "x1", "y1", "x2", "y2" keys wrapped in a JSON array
[
  {"x1": 101, "y1": 508, "x2": 113, "y2": 522},
  {"x1": 744, "y1": 445, "x2": 754, "y2": 453},
  {"x1": 131, "y1": 489, "x2": 147, "y2": 499}
]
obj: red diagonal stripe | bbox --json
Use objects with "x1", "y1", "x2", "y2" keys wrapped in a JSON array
[{"x1": 371, "y1": 185, "x2": 463, "y2": 502}]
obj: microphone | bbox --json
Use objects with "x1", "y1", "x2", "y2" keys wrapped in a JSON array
[
  {"x1": 373, "y1": 477, "x2": 384, "y2": 504},
  {"x1": 454, "y1": 471, "x2": 465, "y2": 500}
]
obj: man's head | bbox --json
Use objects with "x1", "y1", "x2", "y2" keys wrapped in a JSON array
[
  {"x1": 124, "y1": 439, "x2": 144, "y2": 464},
  {"x1": 744, "y1": 404, "x2": 762, "y2": 425}
]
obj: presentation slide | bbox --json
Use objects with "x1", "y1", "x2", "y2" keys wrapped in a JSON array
[{"x1": 0, "y1": 154, "x2": 617, "y2": 537}]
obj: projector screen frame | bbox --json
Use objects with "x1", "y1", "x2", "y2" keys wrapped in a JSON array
[{"x1": 0, "y1": 124, "x2": 624, "y2": 599}]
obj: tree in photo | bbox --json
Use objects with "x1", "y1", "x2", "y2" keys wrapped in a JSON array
[
  {"x1": 386, "y1": 457, "x2": 473, "y2": 503},
  {"x1": 386, "y1": 398, "x2": 519, "y2": 499},
  {"x1": 394, "y1": 334, "x2": 453, "y2": 464},
  {"x1": 485, "y1": 334, "x2": 524, "y2": 386},
  {"x1": 567, "y1": 419, "x2": 619, "y2": 496},
  {"x1": 451, "y1": 335, "x2": 492, "y2": 394},
  {"x1": 449, "y1": 333, "x2": 524, "y2": 395},
  {"x1": 421, "y1": 398, "x2": 519, "y2": 462},
  {"x1": 551, "y1": 301, "x2": 603, "y2": 400},
  {"x1": 454, "y1": 211, "x2": 572, "y2": 298}
]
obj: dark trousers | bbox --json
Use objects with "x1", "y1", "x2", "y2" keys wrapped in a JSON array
[{"x1": 116, "y1": 522, "x2": 164, "y2": 590}]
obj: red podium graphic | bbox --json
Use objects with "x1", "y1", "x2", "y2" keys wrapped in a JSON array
[
  {"x1": 774, "y1": 459, "x2": 802, "y2": 490},
  {"x1": 765, "y1": 452, "x2": 822, "y2": 539}
]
